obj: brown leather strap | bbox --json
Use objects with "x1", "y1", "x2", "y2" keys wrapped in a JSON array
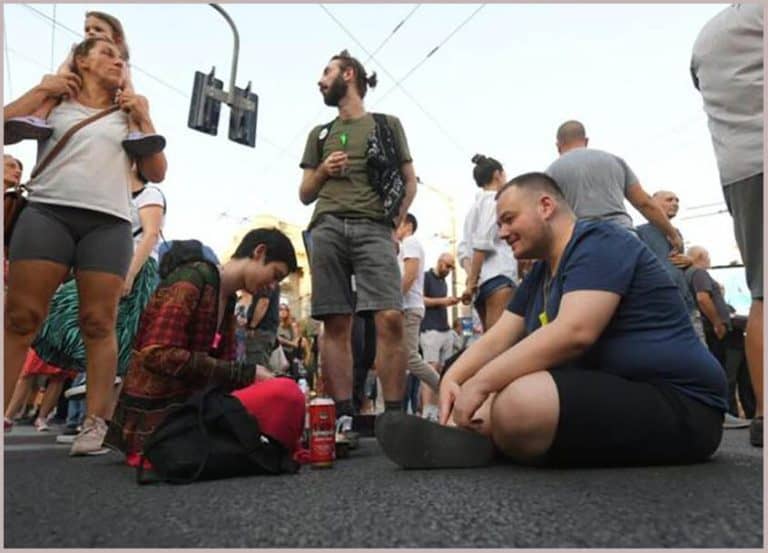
[{"x1": 30, "y1": 104, "x2": 121, "y2": 180}]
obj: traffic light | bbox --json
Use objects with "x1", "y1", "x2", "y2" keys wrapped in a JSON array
[
  {"x1": 228, "y1": 82, "x2": 258, "y2": 147},
  {"x1": 188, "y1": 68, "x2": 223, "y2": 136}
]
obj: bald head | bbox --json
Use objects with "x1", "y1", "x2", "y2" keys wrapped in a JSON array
[
  {"x1": 435, "y1": 252, "x2": 455, "y2": 278},
  {"x1": 686, "y1": 245, "x2": 711, "y2": 269},
  {"x1": 556, "y1": 120, "x2": 588, "y2": 152},
  {"x1": 652, "y1": 190, "x2": 680, "y2": 219}
]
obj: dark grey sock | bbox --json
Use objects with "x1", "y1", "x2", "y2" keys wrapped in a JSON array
[
  {"x1": 384, "y1": 400, "x2": 403, "y2": 412},
  {"x1": 335, "y1": 399, "x2": 354, "y2": 418}
]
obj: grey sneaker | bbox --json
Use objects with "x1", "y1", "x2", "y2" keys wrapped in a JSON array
[
  {"x1": 69, "y1": 415, "x2": 109, "y2": 456},
  {"x1": 723, "y1": 413, "x2": 751, "y2": 429}
]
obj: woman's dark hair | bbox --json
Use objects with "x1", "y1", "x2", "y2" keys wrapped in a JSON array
[
  {"x1": 232, "y1": 228, "x2": 298, "y2": 273},
  {"x1": 471, "y1": 154, "x2": 504, "y2": 187},
  {"x1": 86, "y1": 11, "x2": 129, "y2": 60},
  {"x1": 70, "y1": 36, "x2": 118, "y2": 77},
  {"x1": 331, "y1": 49, "x2": 377, "y2": 99},
  {"x1": 404, "y1": 212, "x2": 418, "y2": 233}
]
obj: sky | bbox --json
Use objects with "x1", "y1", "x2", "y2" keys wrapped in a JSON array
[{"x1": 2, "y1": 2, "x2": 744, "y2": 267}]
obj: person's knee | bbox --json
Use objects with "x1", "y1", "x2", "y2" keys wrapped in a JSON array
[
  {"x1": 376, "y1": 310, "x2": 403, "y2": 342},
  {"x1": 323, "y1": 315, "x2": 353, "y2": 339},
  {"x1": 5, "y1": 302, "x2": 45, "y2": 339},
  {"x1": 78, "y1": 308, "x2": 116, "y2": 341},
  {"x1": 490, "y1": 372, "x2": 559, "y2": 459}
]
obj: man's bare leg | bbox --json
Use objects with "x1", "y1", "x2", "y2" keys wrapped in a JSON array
[
  {"x1": 374, "y1": 309, "x2": 407, "y2": 404},
  {"x1": 488, "y1": 371, "x2": 560, "y2": 461},
  {"x1": 319, "y1": 314, "x2": 354, "y2": 402}
]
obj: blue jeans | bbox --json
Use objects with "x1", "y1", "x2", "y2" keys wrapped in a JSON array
[
  {"x1": 65, "y1": 373, "x2": 86, "y2": 429},
  {"x1": 403, "y1": 372, "x2": 421, "y2": 414}
]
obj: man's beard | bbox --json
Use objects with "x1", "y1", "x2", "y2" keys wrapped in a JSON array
[{"x1": 323, "y1": 75, "x2": 348, "y2": 107}]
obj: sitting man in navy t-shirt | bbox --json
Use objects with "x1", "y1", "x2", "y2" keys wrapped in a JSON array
[{"x1": 376, "y1": 171, "x2": 727, "y2": 468}]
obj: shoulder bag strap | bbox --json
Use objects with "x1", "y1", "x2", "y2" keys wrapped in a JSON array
[{"x1": 30, "y1": 104, "x2": 121, "y2": 180}]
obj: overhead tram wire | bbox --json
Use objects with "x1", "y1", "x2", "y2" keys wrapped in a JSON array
[
  {"x1": 259, "y1": 4, "x2": 422, "y2": 172},
  {"x1": 363, "y1": 4, "x2": 421, "y2": 65},
  {"x1": 320, "y1": 4, "x2": 486, "y2": 155},
  {"x1": 373, "y1": 3, "x2": 486, "y2": 105},
  {"x1": 18, "y1": 3, "x2": 282, "y2": 149},
  {"x1": 4, "y1": 22, "x2": 13, "y2": 97},
  {"x1": 6, "y1": 47, "x2": 50, "y2": 72}
]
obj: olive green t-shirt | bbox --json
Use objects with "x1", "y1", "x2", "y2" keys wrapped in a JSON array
[{"x1": 300, "y1": 113, "x2": 412, "y2": 226}]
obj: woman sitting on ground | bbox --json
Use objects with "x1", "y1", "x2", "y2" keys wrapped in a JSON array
[
  {"x1": 3, "y1": 35, "x2": 167, "y2": 455},
  {"x1": 105, "y1": 228, "x2": 306, "y2": 468}
]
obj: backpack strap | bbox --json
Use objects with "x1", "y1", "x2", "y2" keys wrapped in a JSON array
[
  {"x1": 371, "y1": 112, "x2": 401, "y2": 164},
  {"x1": 30, "y1": 105, "x2": 121, "y2": 181},
  {"x1": 315, "y1": 118, "x2": 338, "y2": 164}
]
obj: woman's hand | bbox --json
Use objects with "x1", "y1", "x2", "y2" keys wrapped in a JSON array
[{"x1": 117, "y1": 90, "x2": 151, "y2": 127}]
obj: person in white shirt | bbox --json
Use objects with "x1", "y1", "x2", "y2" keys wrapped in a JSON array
[
  {"x1": 459, "y1": 154, "x2": 518, "y2": 331},
  {"x1": 397, "y1": 213, "x2": 441, "y2": 420}
]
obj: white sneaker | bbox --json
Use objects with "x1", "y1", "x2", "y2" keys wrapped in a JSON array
[
  {"x1": 723, "y1": 413, "x2": 751, "y2": 429},
  {"x1": 69, "y1": 415, "x2": 109, "y2": 456},
  {"x1": 33, "y1": 417, "x2": 50, "y2": 432},
  {"x1": 422, "y1": 405, "x2": 439, "y2": 422}
]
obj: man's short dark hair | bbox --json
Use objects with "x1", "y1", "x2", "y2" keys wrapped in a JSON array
[
  {"x1": 405, "y1": 213, "x2": 418, "y2": 233},
  {"x1": 232, "y1": 228, "x2": 298, "y2": 273},
  {"x1": 556, "y1": 120, "x2": 586, "y2": 144},
  {"x1": 496, "y1": 172, "x2": 567, "y2": 203},
  {"x1": 331, "y1": 49, "x2": 377, "y2": 99}
]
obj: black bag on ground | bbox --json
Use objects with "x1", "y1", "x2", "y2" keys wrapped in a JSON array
[{"x1": 137, "y1": 387, "x2": 299, "y2": 485}]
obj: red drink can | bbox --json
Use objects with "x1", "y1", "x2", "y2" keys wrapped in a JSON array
[{"x1": 309, "y1": 397, "x2": 336, "y2": 468}]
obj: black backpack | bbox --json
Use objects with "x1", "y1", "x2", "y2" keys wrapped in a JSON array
[
  {"x1": 137, "y1": 386, "x2": 299, "y2": 485},
  {"x1": 317, "y1": 113, "x2": 406, "y2": 224}
]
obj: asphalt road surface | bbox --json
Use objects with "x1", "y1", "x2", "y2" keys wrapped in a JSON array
[{"x1": 3, "y1": 423, "x2": 763, "y2": 548}]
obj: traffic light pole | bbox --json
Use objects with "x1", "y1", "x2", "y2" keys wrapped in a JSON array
[{"x1": 207, "y1": 3, "x2": 255, "y2": 111}]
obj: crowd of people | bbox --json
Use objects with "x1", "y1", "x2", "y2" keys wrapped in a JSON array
[{"x1": 3, "y1": 3, "x2": 762, "y2": 476}]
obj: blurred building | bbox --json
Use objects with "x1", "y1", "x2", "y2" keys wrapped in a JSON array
[{"x1": 220, "y1": 215, "x2": 312, "y2": 320}]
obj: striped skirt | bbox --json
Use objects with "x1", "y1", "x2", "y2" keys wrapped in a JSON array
[{"x1": 32, "y1": 258, "x2": 160, "y2": 376}]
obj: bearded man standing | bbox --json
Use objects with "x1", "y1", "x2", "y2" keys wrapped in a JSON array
[{"x1": 299, "y1": 50, "x2": 418, "y2": 439}]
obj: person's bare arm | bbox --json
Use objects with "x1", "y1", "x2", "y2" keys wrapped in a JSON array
[
  {"x1": 299, "y1": 151, "x2": 348, "y2": 205},
  {"x1": 118, "y1": 91, "x2": 167, "y2": 182},
  {"x1": 401, "y1": 257, "x2": 419, "y2": 295},
  {"x1": 4, "y1": 74, "x2": 81, "y2": 119},
  {"x1": 696, "y1": 292, "x2": 727, "y2": 339},
  {"x1": 394, "y1": 161, "x2": 417, "y2": 228},
  {"x1": 424, "y1": 296, "x2": 458, "y2": 308},
  {"x1": 122, "y1": 203, "x2": 163, "y2": 297},
  {"x1": 451, "y1": 289, "x2": 620, "y2": 426},
  {"x1": 626, "y1": 183, "x2": 682, "y2": 252}
]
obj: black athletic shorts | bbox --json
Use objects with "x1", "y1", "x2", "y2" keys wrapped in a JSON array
[{"x1": 544, "y1": 367, "x2": 724, "y2": 467}]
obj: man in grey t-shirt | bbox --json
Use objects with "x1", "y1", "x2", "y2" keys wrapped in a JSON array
[
  {"x1": 691, "y1": 3, "x2": 763, "y2": 447},
  {"x1": 545, "y1": 120, "x2": 682, "y2": 253}
]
